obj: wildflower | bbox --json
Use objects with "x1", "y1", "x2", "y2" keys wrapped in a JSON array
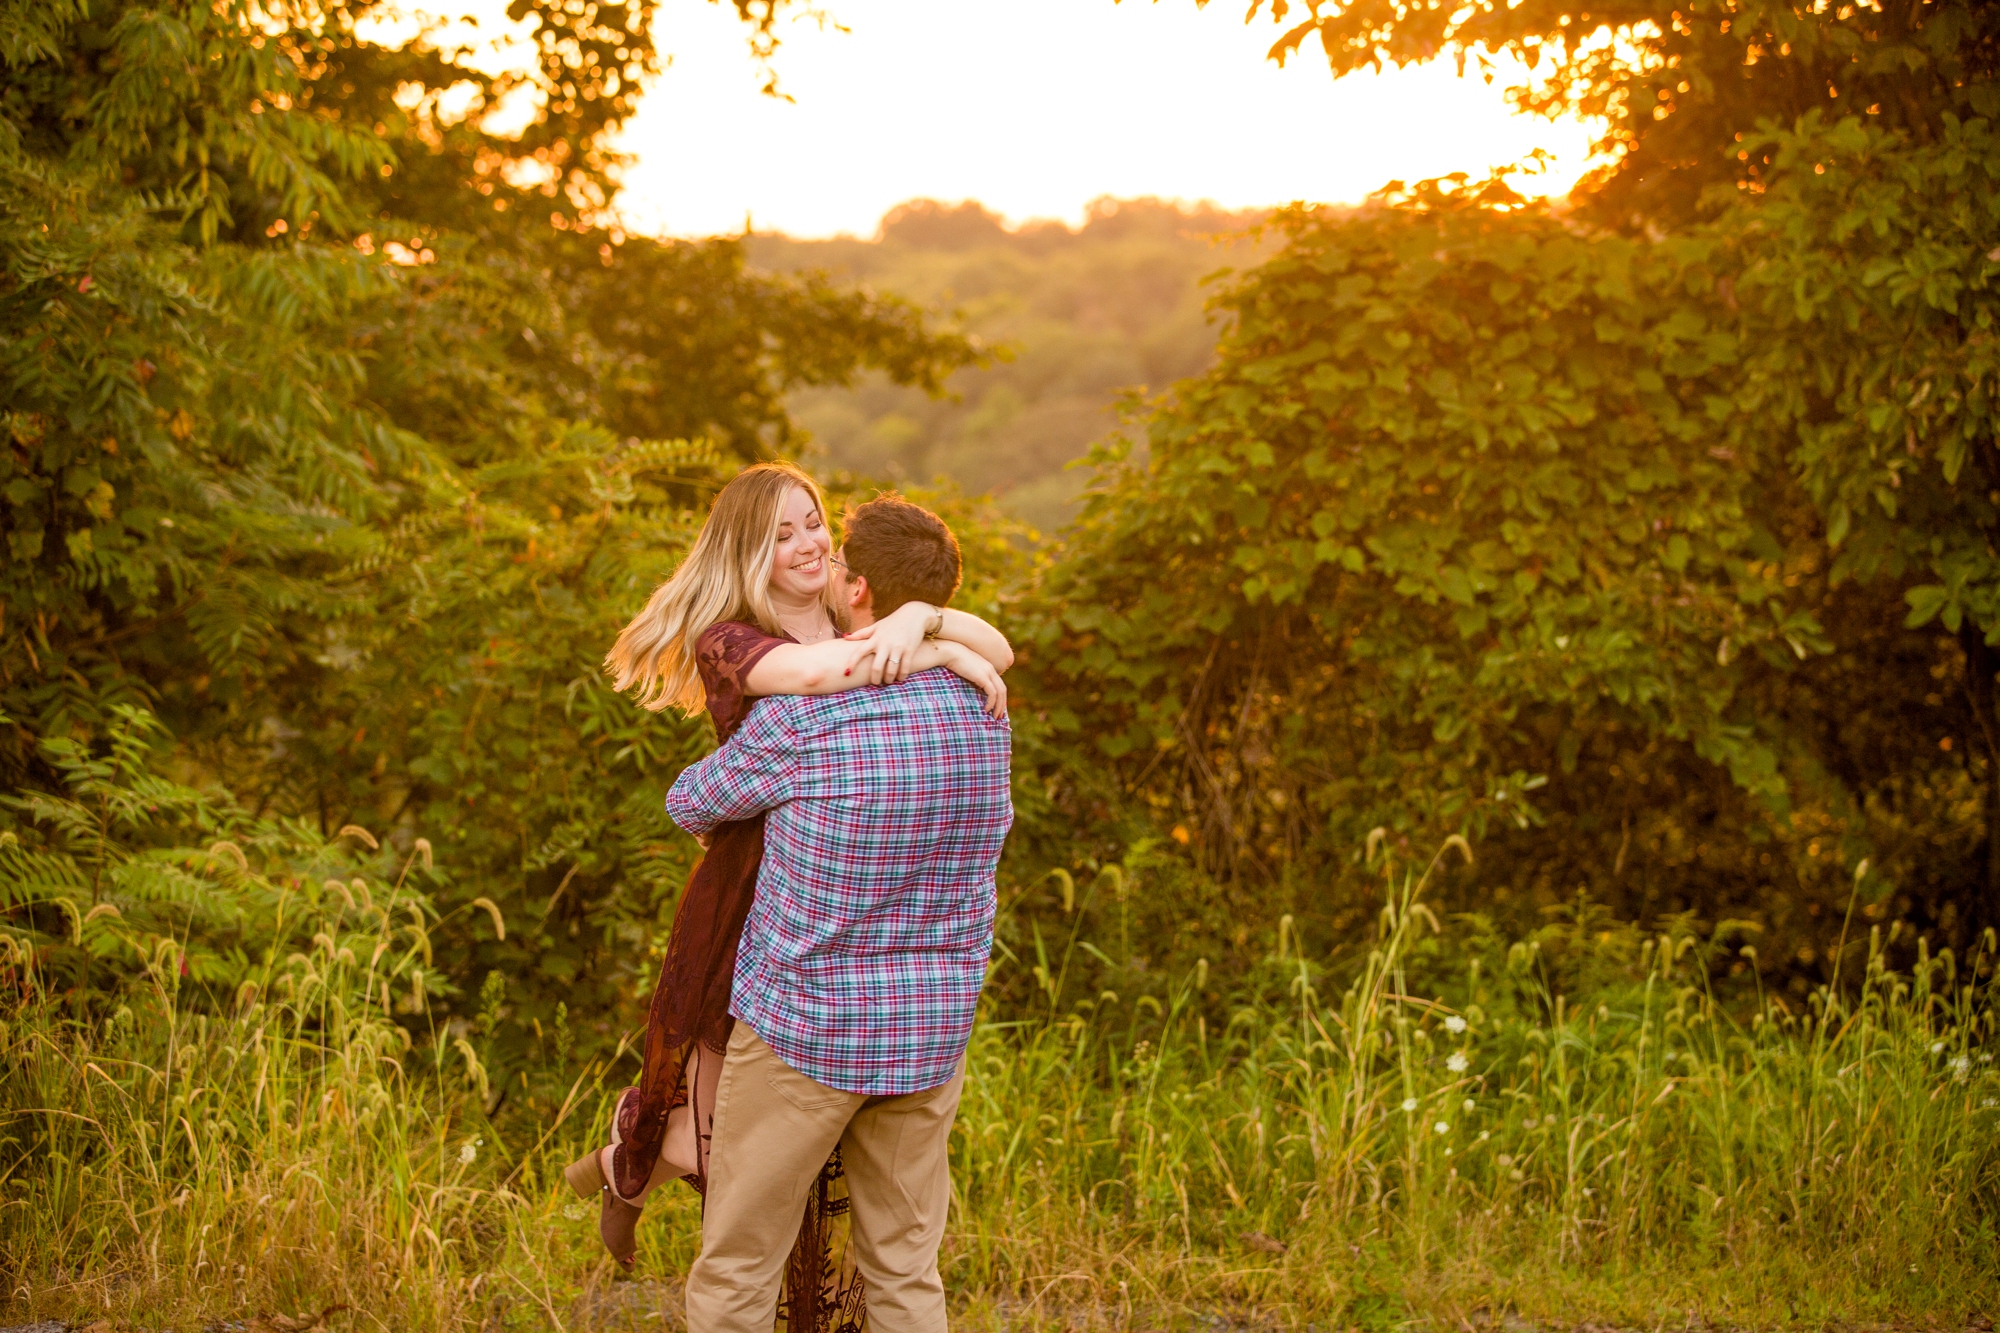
[
  {"x1": 1950, "y1": 1055, "x2": 1971, "y2": 1081},
  {"x1": 1582, "y1": 1187, "x2": 1594, "y2": 1197},
  {"x1": 1434, "y1": 1121, "x2": 1450, "y2": 1135},
  {"x1": 458, "y1": 1137, "x2": 482, "y2": 1165},
  {"x1": 1401, "y1": 1097, "x2": 1418, "y2": 1113},
  {"x1": 1478, "y1": 1131, "x2": 1490, "y2": 1141},
  {"x1": 1496, "y1": 1154, "x2": 1513, "y2": 1166},
  {"x1": 1444, "y1": 1015, "x2": 1467, "y2": 1034},
  {"x1": 1447, "y1": 1051, "x2": 1469, "y2": 1073},
  {"x1": 1463, "y1": 1098, "x2": 1477, "y2": 1112},
  {"x1": 562, "y1": 1202, "x2": 589, "y2": 1221},
  {"x1": 1930, "y1": 1041, "x2": 1945, "y2": 1055}
]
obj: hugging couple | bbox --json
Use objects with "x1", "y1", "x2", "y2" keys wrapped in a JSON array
[{"x1": 567, "y1": 462, "x2": 1016, "y2": 1333}]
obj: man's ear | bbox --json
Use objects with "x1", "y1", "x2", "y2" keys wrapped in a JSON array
[{"x1": 847, "y1": 573, "x2": 872, "y2": 614}]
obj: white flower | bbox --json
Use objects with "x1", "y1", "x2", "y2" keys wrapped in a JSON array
[
  {"x1": 1496, "y1": 1153, "x2": 1513, "y2": 1166},
  {"x1": 1401, "y1": 1097, "x2": 1418, "y2": 1113},
  {"x1": 562, "y1": 1202, "x2": 589, "y2": 1221},
  {"x1": 1433, "y1": 1120, "x2": 1450, "y2": 1135},
  {"x1": 1950, "y1": 1055, "x2": 1971, "y2": 1080},
  {"x1": 1463, "y1": 1098, "x2": 1477, "y2": 1112},
  {"x1": 458, "y1": 1137, "x2": 481, "y2": 1165},
  {"x1": 1444, "y1": 1015, "x2": 1467, "y2": 1034},
  {"x1": 1582, "y1": 1187, "x2": 1594, "y2": 1197},
  {"x1": 1930, "y1": 1041, "x2": 1946, "y2": 1054},
  {"x1": 1446, "y1": 1051, "x2": 1469, "y2": 1073},
  {"x1": 1478, "y1": 1130, "x2": 1490, "y2": 1141}
]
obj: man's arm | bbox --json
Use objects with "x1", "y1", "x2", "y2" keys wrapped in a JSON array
[{"x1": 665, "y1": 698, "x2": 800, "y2": 839}]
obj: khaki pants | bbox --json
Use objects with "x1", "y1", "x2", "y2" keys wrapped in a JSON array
[{"x1": 685, "y1": 1023, "x2": 965, "y2": 1333}]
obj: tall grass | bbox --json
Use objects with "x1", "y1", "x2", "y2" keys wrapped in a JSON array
[
  {"x1": 949, "y1": 848, "x2": 2000, "y2": 1327},
  {"x1": 4, "y1": 825, "x2": 1995, "y2": 1330}
]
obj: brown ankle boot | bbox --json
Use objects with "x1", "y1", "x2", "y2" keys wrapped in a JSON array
[{"x1": 562, "y1": 1143, "x2": 643, "y2": 1269}]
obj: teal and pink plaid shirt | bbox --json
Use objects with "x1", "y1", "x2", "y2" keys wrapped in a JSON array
[{"x1": 664, "y1": 669, "x2": 1013, "y2": 1095}]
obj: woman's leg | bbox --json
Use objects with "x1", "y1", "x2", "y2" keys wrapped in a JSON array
[{"x1": 652, "y1": 1038, "x2": 725, "y2": 1191}]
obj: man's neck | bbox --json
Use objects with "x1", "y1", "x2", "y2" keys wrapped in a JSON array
[{"x1": 848, "y1": 604, "x2": 876, "y2": 631}]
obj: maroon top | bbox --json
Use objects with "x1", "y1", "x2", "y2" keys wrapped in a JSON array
[{"x1": 696, "y1": 619, "x2": 790, "y2": 743}]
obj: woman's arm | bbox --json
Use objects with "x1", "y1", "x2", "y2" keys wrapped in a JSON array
[
  {"x1": 744, "y1": 637, "x2": 1006, "y2": 716},
  {"x1": 744, "y1": 638, "x2": 888, "y2": 696},
  {"x1": 843, "y1": 602, "x2": 1014, "y2": 683},
  {"x1": 934, "y1": 607, "x2": 1013, "y2": 670}
]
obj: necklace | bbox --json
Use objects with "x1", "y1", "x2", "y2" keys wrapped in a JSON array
[{"x1": 778, "y1": 610, "x2": 833, "y2": 644}]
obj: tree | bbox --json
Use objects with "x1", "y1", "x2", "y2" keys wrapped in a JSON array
[
  {"x1": 0, "y1": 0, "x2": 978, "y2": 1059},
  {"x1": 1228, "y1": 0, "x2": 2000, "y2": 225},
  {"x1": 1014, "y1": 0, "x2": 2000, "y2": 970},
  {"x1": 1023, "y1": 179, "x2": 1810, "y2": 877}
]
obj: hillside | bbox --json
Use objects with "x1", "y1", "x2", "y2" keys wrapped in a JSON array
[{"x1": 747, "y1": 197, "x2": 1274, "y2": 530}]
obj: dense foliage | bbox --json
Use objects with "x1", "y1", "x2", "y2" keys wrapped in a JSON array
[
  {"x1": 1016, "y1": 0, "x2": 2000, "y2": 996},
  {"x1": 0, "y1": 0, "x2": 979, "y2": 1076}
]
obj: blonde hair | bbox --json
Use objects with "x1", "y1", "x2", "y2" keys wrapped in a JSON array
[{"x1": 605, "y1": 461, "x2": 834, "y2": 714}]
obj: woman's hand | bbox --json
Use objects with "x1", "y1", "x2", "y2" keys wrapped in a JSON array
[
  {"x1": 841, "y1": 600, "x2": 936, "y2": 684},
  {"x1": 938, "y1": 641, "x2": 1008, "y2": 719}
]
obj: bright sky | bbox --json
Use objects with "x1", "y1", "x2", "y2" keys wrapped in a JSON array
[{"x1": 378, "y1": 1, "x2": 1600, "y2": 240}]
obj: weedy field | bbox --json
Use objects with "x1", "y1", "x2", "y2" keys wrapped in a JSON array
[{"x1": 6, "y1": 834, "x2": 1995, "y2": 1333}]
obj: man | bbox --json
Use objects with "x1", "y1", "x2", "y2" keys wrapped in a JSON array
[{"x1": 664, "y1": 495, "x2": 1013, "y2": 1333}]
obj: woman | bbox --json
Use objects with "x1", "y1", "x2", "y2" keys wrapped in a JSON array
[{"x1": 567, "y1": 462, "x2": 1011, "y2": 1313}]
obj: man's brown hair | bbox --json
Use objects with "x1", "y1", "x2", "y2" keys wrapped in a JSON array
[{"x1": 843, "y1": 494, "x2": 961, "y2": 616}]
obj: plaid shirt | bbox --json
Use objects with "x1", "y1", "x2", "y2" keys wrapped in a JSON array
[{"x1": 664, "y1": 669, "x2": 1013, "y2": 1095}]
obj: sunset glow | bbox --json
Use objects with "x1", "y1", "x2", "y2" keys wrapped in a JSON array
[{"x1": 375, "y1": 0, "x2": 1602, "y2": 238}]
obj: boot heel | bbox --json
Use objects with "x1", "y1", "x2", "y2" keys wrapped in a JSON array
[{"x1": 563, "y1": 1150, "x2": 606, "y2": 1200}]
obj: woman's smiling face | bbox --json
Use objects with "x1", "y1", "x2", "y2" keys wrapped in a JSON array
[{"x1": 767, "y1": 485, "x2": 829, "y2": 600}]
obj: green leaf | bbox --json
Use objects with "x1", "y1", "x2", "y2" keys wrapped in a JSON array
[{"x1": 1904, "y1": 584, "x2": 1950, "y2": 627}]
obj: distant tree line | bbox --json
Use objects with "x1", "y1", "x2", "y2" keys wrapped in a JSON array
[{"x1": 755, "y1": 196, "x2": 1273, "y2": 530}]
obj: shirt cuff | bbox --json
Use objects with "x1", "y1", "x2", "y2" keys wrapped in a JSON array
[{"x1": 664, "y1": 782, "x2": 718, "y2": 838}]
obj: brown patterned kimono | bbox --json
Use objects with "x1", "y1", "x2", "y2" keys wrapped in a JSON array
[{"x1": 612, "y1": 619, "x2": 865, "y2": 1332}]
